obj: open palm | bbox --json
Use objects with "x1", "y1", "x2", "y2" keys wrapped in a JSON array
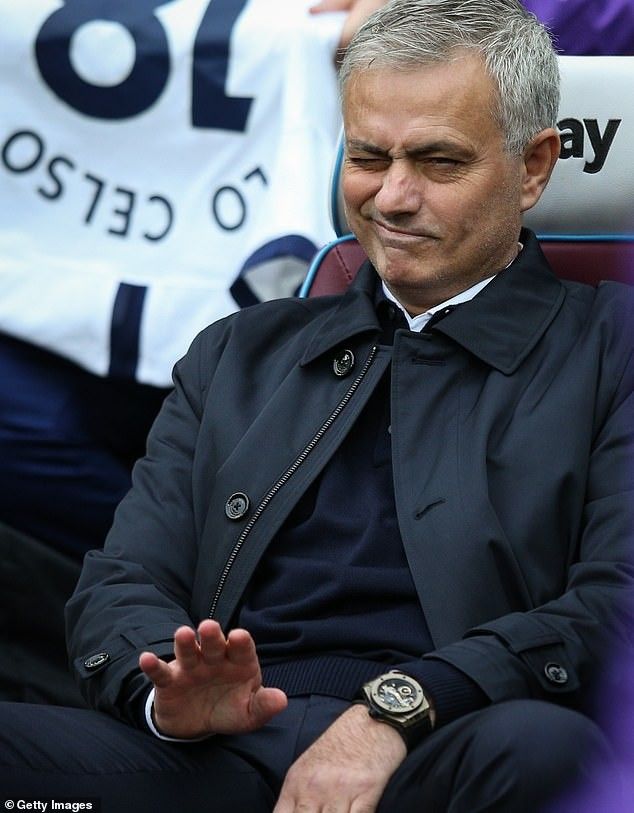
[{"x1": 139, "y1": 620, "x2": 288, "y2": 739}]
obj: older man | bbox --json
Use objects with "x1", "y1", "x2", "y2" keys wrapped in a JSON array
[{"x1": 0, "y1": 1, "x2": 631, "y2": 811}]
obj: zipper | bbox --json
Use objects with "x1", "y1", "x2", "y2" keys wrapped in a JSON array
[{"x1": 208, "y1": 344, "x2": 379, "y2": 619}]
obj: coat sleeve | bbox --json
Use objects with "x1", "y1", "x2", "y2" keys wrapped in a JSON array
[
  {"x1": 523, "y1": 0, "x2": 634, "y2": 55},
  {"x1": 426, "y1": 300, "x2": 634, "y2": 712},
  {"x1": 65, "y1": 322, "x2": 228, "y2": 720}
]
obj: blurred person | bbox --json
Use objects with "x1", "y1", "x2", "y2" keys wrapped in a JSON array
[
  {"x1": 0, "y1": 0, "x2": 386, "y2": 706},
  {"x1": 524, "y1": 0, "x2": 634, "y2": 54}
]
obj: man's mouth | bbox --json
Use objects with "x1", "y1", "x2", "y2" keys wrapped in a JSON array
[{"x1": 373, "y1": 220, "x2": 437, "y2": 242}]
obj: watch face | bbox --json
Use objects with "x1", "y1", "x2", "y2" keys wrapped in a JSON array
[{"x1": 372, "y1": 675, "x2": 424, "y2": 715}]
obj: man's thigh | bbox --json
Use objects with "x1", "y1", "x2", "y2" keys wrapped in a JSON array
[
  {"x1": 0, "y1": 696, "x2": 349, "y2": 812},
  {"x1": 379, "y1": 699, "x2": 611, "y2": 813},
  {"x1": 0, "y1": 702, "x2": 275, "y2": 811}
]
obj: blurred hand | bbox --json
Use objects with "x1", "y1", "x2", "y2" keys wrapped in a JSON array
[
  {"x1": 139, "y1": 620, "x2": 287, "y2": 739},
  {"x1": 310, "y1": 0, "x2": 388, "y2": 50}
]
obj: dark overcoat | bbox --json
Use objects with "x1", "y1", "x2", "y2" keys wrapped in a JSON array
[{"x1": 67, "y1": 230, "x2": 634, "y2": 721}]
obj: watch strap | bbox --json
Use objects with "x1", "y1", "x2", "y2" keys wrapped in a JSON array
[{"x1": 365, "y1": 701, "x2": 433, "y2": 749}]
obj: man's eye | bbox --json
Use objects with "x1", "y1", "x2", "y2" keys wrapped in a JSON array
[{"x1": 349, "y1": 156, "x2": 386, "y2": 168}]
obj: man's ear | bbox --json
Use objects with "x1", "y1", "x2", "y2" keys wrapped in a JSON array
[{"x1": 520, "y1": 128, "x2": 561, "y2": 213}]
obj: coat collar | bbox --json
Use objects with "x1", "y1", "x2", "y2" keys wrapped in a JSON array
[
  {"x1": 300, "y1": 264, "x2": 380, "y2": 366},
  {"x1": 300, "y1": 229, "x2": 566, "y2": 374}
]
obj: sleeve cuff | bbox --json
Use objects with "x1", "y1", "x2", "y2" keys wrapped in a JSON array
[
  {"x1": 144, "y1": 688, "x2": 214, "y2": 742},
  {"x1": 395, "y1": 658, "x2": 490, "y2": 728}
]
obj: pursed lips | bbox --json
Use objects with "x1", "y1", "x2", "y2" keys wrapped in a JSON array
[{"x1": 373, "y1": 219, "x2": 437, "y2": 242}]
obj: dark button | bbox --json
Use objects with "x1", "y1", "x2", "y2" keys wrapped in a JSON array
[
  {"x1": 544, "y1": 662, "x2": 568, "y2": 685},
  {"x1": 333, "y1": 349, "x2": 355, "y2": 377},
  {"x1": 225, "y1": 492, "x2": 250, "y2": 520},
  {"x1": 84, "y1": 652, "x2": 110, "y2": 670}
]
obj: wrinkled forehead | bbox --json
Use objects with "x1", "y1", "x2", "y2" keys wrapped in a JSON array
[
  {"x1": 341, "y1": 54, "x2": 503, "y2": 146},
  {"x1": 343, "y1": 49, "x2": 501, "y2": 116}
]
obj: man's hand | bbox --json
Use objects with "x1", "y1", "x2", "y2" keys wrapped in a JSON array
[
  {"x1": 274, "y1": 702, "x2": 407, "y2": 812},
  {"x1": 139, "y1": 620, "x2": 287, "y2": 739},
  {"x1": 310, "y1": 0, "x2": 388, "y2": 50}
]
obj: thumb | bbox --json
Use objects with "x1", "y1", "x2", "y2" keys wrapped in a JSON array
[{"x1": 249, "y1": 687, "x2": 289, "y2": 727}]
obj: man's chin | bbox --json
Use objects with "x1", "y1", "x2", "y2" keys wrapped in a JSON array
[{"x1": 375, "y1": 253, "x2": 442, "y2": 288}]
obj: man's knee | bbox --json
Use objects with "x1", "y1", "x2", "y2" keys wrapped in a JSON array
[
  {"x1": 380, "y1": 700, "x2": 609, "y2": 812},
  {"x1": 475, "y1": 700, "x2": 606, "y2": 768},
  {"x1": 454, "y1": 700, "x2": 610, "y2": 810}
]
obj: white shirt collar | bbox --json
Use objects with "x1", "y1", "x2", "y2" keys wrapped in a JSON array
[
  {"x1": 381, "y1": 243, "x2": 523, "y2": 333},
  {"x1": 381, "y1": 275, "x2": 495, "y2": 332}
]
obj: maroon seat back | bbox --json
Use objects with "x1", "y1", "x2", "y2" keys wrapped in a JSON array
[{"x1": 303, "y1": 237, "x2": 633, "y2": 298}]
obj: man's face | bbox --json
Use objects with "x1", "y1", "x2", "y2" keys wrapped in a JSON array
[{"x1": 341, "y1": 53, "x2": 526, "y2": 314}]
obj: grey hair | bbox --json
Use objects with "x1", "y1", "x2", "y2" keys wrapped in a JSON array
[{"x1": 339, "y1": 0, "x2": 560, "y2": 155}]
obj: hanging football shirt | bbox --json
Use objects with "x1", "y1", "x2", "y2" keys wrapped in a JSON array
[{"x1": 0, "y1": 0, "x2": 344, "y2": 384}]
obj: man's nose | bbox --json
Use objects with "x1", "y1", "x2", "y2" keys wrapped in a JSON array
[{"x1": 374, "y1": 161, "x2": 421, "y2": 216}]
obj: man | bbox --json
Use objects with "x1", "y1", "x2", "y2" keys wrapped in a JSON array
[{"x1": 0, "y1": 1, "x2": 632, "y2": 810}]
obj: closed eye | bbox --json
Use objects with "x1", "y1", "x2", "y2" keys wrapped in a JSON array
[
  {"x1": 347, "y1": 156, "x2": 390, "y2": 169},
  {"x1": 426, "y1": 156, "x2": 460, "y2": 165}
]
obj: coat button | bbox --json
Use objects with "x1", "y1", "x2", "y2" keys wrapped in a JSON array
[
  {"x1": 333, "y1": 349, "x2": 355, "y2": 377},
  {"x1": 84, "y1": 652, "x2": 110, "y2": 670},
  {"x1": 544, "y1": 662, "x2": 568, "y2": 685},
  {"x1": 225, "y1": 492, "x2": 250, "y2": 520}
]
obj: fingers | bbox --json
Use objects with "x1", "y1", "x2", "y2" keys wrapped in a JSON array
[
  {"x1": 310, "y1": 0, "x2": 353, "y2": 12},
  {"x1": 140, "y1": 621, "x2": 260, "y2": 688},
  {"x1": 140, "y1": 621, "x2": 228, "y2": 686},
  {"x1": 197, "y1": 619, "x2": 229, "y2": 665},
  {"x1": 197, "y1": 621, "x2": 258, "y2": 668},
  {"x1": 225, "y1": 627, "x2": 259, "y2": 665},
  {"x1": 174, "y1": 620, "x2": 232, "y2": 667},
  {"x1": 173, "y1": 624, "x2": 201, "y2": 669},
  {"x1": 138, "y1": 651, "x2": 174, "y2": 688},
  {"x1": 336, "y1": 0, "x2": 387, "y2": 50}
]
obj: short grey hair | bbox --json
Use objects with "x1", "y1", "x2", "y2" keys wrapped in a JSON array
[{"x1": 339, "y1": 0, "x2": 560, "y2": 155}]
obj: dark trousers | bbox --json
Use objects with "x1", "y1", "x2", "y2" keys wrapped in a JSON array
[
  {"x1": 0, "y1": 523, "x2": 84, "y2": 706},
  {"x1": 0, "y1": 697, "x2": 612, "y2": 811}
]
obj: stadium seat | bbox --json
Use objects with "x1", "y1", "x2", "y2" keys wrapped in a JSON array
[{"x1": 300, "y1": 56, "x2": 634, "y2": 297}]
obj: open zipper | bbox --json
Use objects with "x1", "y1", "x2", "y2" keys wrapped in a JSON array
[{"x1": 208, "y1": 344, "x2": 379, "y2": 619}]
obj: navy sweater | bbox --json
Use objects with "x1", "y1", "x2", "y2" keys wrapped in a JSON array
[{"x1": 238, "y1": 302, "x2": 487, "y2": 728}]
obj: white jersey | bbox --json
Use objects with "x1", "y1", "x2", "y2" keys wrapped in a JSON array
[{"x1": 0, "y1": 0, "x2": 343, "y2": 385}]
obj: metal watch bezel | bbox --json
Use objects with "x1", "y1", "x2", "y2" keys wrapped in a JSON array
[
  {"x1": 359, "y1": 671, "x2": 433, "y2": 749},
  {"x1": 363, "y1": 670, "x2": 430, "y2": 723}
]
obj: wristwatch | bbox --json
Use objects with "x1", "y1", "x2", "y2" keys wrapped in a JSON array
[{"x1": 358, "y1": 670, "x2": 433, "y2": 748}]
